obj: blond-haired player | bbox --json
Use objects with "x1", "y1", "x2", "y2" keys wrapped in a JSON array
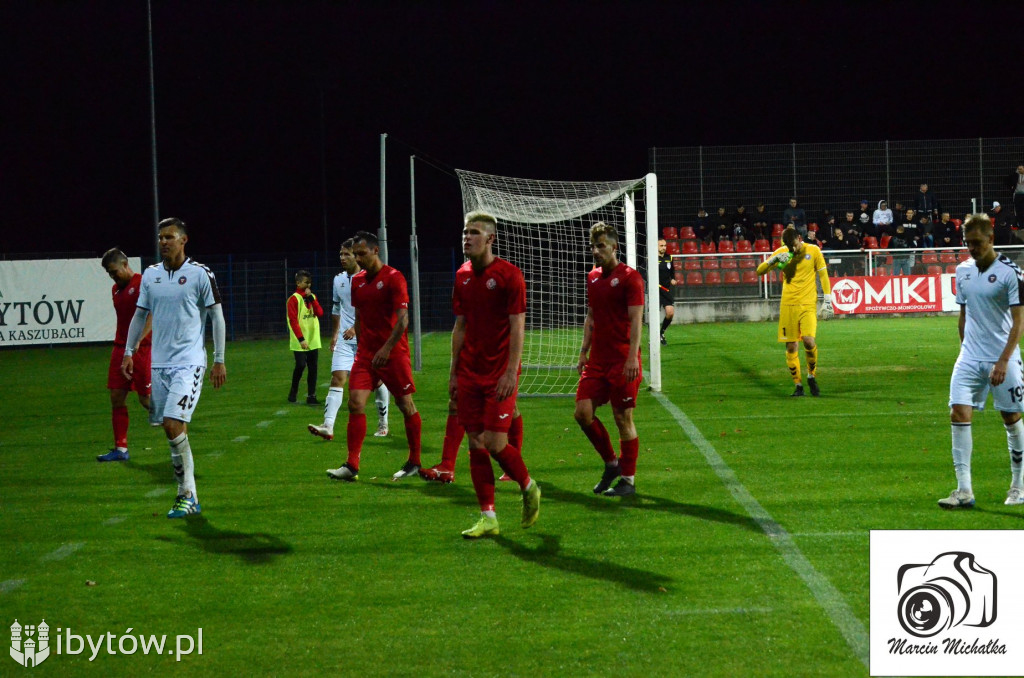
[{"x1": 756, "y1": 226, "x2": 832, "y2": 396}]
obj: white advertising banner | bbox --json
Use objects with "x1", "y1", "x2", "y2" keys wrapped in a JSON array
[{"x1": 0, "y1": 258, "x2": 141, "y2": 347}]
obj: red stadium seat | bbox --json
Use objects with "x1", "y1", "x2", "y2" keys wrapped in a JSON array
[
  {"x1": 717, "y1": 239, "x2": 734, "y2": 253},
  {"x1": 927, "y1": 265, "x2": 943, "y2": 275},
  {"x1": 772, "y1": 238, "x2": 782, "y2": 250},
  {"x1": 945, "y1": 264, "x2": 958, "y2": 274},
  {"x1": 771, "y1": 223, "x2": 785, "y2": 236},
  {"x1": 808, "y1": 222, "x2": 818, "y2": 232},
  {"x1": 739, "y1": 256, "x2": 758, "y2": 269},
  {"x1": 703, "y1": 257, "x2": 720, "y2": 270},
  {"x1": 721, "y1": 257, "x2": 738, "y2": 269},
  {"x1": 879, "y1": 234, "x2": 891, "y2": 249},
  {"x1": 862, "y1": 236, "x2": 879, "y2": 249},
  {"x1": 704, "y1": 270, "x2": 722, "y2": 284},
  {"x1": 920, "y1": 251, "x2": 939, "y2": 264},
  {"x1": 678, "y1": 226, "x2": 696, "y2": 239},
  {"x1": 735, "y1": 239, "x2": 752, "y2": 253},
  {"x1": 958, "y1": 250, "x2": 971, "y2": 262},
  {"x1": 681, "y1": 240, "x2": 699, "y2": 255},
  {"x1": 723, "y1": 270, "x2": 741, "y2": 285},
  {"x1": 939, "y1": 251, "x2": 957, "y2": 263},
  {"x1": 686, "y1": 271, "x2": 703, "y2": 285},
  {"x1": 741, "y1": 270, "x2": 759, "y2": 284},
  {"x1": 700, "y1": 241, "x2": 716, "y2": 254},
  {"x1": 674, "y1": 272, "x2": 686, "y2": 284},
  {"x1": 753, "y1": 239, "x2": 771, "y2": 252},
  {"x1": 666, "y1": 241, "x2": 681, "y2": 255},
  {"x1": 662, "y1": 227, "x2": 678, "y2": 240},
  {"x1": 672, "y1": 258, "x2": 683, "y2": 271},
  {"x1": 683, "y1": 258, "x2": 701, "y2": 270}
]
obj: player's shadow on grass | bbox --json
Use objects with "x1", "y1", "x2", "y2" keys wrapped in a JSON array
[
  {"x1": 126, "y1": 459, "x2": 174, "y2": 484},
  {"x1": 493, "y1": 533, "x2": 673, "y2": 593},
  {"x1": 368, "y1": 477, "x2": 492, "y2": 509},
  {"x1": 156, "y1": 516, "x2": 292, "y2": 564},
  {"x1": 540, "y1": 481, "x2": 762, "y2": 533}
]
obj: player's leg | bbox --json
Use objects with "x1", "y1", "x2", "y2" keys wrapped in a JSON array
[
  {"x1": 604, "y1": 406, "x2": 638, "y2": 497},
  {"x1": 462, "y1": 431, "x2": 499, "y2": 539},
  {"x1": 660, "y1": 288, "x2": 675, "y2": 344},
  {"x1": 942, "y1": 359, "x2": 986, "y2": 508},
  {"x1": 576, "y1": 384, "x2": 620, "y2": 492},
  {"x1": 420, "y1": 398, "x2": 463, "y2": 482},
  {"x1": 162, "y1": 366, "x2": 205, "y2": 518},
  {"x1": 779, "y1": 307, "x2": 803, "y2": 396},
  {"x1": 802, "y1": 327, "x2": 819, "y2": 397},
  {"x1": 132, "y1": 345, "x2": 152, "y2": 413},
  {"x1": 479, "y1": 426, "x2": 539, "y2": 530},
  {"x1": 100, "y1": 387, "x2": 132, "y2": 461},
  {"x1": 497, "y1": 406, "x2": 523, "y2": 481},
  {"x1": 373, "y1": 384, "x2": 390, "y2": 436},
  {"x1": 305, "y1": 348, "x2": 320, "y2": 404},
  {"x1": 390, "y1": 393, "x2": 421, "y2": 479},
  {"x1": 289, "y1": 350, "x2": 306, "y2": 403},
  {"x1": 994, "y1": 360, "x2": 1024, "y2": 505},
  {"x1": 313, "y1": 342, "x2": 353, "y2": 439}
]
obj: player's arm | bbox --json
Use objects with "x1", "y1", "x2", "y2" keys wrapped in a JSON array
[
  {"x1": 991, "y1": 305, "x2": 1024, "y2": 386},
  {"x1": 816, "y1": 254, "x2": 833, "y2": 318},
  {"x1": 624, "y1": 304, "x2": 643, "y2": 382},
  {"x1": 329, "y1": 314, "x2": 341, "y2": 352},
  {"x1": 958, "y1": 304, "x2": 966, "y2": 343},
  {"x1": 756, "y1": 249, "x2": 788, "y2": 275},
  {"x1": 308, "y1": 293, "x2": 324, "y2": 318},
  {"x1": 578, "y1": 308, "x2": 594, "y2": 374},
  {"x1": 449, "y1": 315, "x2": 466, "y2": 400},
  {"x1": 373, "y1": 307, "x2": 409, "y2": 368},
  {"x1": 208, "y1": 303, "x2": 227, "y2": 388},
  {"x1": 496, "y1": 312, "x2": 525, "y2": 401},
  {"x1": 121, "y1": 307, "x2": 150, "y2": 379}
]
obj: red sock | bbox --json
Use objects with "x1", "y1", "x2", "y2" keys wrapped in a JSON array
[
  {"x1": 112, "y1": 406, "x2": 129, "y2": 448},
  {"x1": 492, "y1": 444, "x2": 531, "y2": 490},
  {"x1": 619, "y1": 437, "x2": 639, "y2": 476},
  {"x1": 508, "y1": 414, "x2": 523, "y2": 453},
  {"x1": 440, "y1": 414, "x2": 464, "y2": 470},
  {"x1": 404, "y1": 412, "x2": 422, "y2": 465},
  {"x1": 583, "y1": 418, "x2": 617, "y2": 464},
  {"x1": 468, "y1": 448, "x2": 495, "y2": 512},
  {"x1": 346, "y1": 413, "x2": 366, "y2": 469}
]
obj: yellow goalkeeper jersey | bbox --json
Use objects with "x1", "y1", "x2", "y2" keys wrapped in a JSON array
[{"x1": 773, "y1": 244, "x2": 829, "y2": 306}]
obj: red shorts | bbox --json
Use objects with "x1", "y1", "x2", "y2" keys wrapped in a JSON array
[
  {"x1": 349, "y1": 350, "x2": 416, "y2": 397},
  {"x1": 108, "y1": 344, "x2": 152, "y2": 395},
  {"x1": 456, "y1": 373, "x2": 518, "y2": 433},
  {"x1": 575, "y1": 362, "x2": 641, "y2": 410}
]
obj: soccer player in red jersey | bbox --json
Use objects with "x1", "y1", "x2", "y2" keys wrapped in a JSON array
[
  {"x1": 447, "y1": 212, "x2": 539, "y2": 538},
  {"x1": 575, "y1": 223, "x2": 644, "y2": 497},
  {"x1": 326, "y1": 231, "x2": 422, "y2": 482},
  {"x1": 97, "y1": 248, "x2": 152, "y2": 462}
]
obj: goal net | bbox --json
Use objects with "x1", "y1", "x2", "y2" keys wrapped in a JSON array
[{"x1": 456, "y1": 169, "x2": 661, "y2": 396}]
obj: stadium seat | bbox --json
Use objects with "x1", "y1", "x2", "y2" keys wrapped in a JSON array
[
  {"x1": 662, "y1": 227, "x2": 678, "y2": 240},
  {"x1": 927, "y1": 265, "x2": 942, "y2": 275},
  {"x1": 683, "y1": 258, "x2": 701, "y2": 270},
  {"x1": 735, "y1": 239, "x2": 752, "y2": 253},
  {"x1": 879, "y1": 234, "x2": 891, "y2": 249},
  {"x1": 704, "y1": 270, "x2": 722, "y2": 284},
  {"x1": 946, "y1": 264, "x2": 958, "y2": 274},
  {"x1": 862, "y1": 236, "x2": 879, "y2": 249},
  {"x1": 700, "y1": 241, "x2": 716, "y2": 254},
  {"x1": 958, "y1": 250, "x2": 971, "y2": 262},
  {"x1": 723, "y1": 270, "x2": 741, "y2": 285},
  {"x1": 678, "y1": 226, "x2": 696, "y2": 239},
  {"x1": 666, "y1": 241, "x2": 681, "y2": 255},
  {"x1": 739, "y1": 256, "x2": 758, "y2": 269},
  {"x1": 721, "y1": 257, "x2": 738, "y2": 269},
  {"x1": 772, "y1": 238, "x2": 782, "y2": 250},
  {"x1": 703, "y1": 257, "x2": 720, "y2": 270},
  {"x1": 741, "y1": 270, "x2": 759, "y2": 284},
  {"x1": 674, "y1": 272, "x2": 686, "y2": 284},
  {"x1": 686, "y1": 271, "x2": 703, "y2": 285},
  {"x1": 681, "y1": 240, "x2": 699, "y2": 255},
  {"x1": 939, "y1": 251, "x2": 957, "y2": 263},
  {"x1": 874, "y1": 266, "x2": 890, "y2": 276},
  {"x1": 808, "y1": 222, "x2": 818, "y2": 233},
  {"x1": 672, "y1": 258, "x2": 684, "y2": 271},
  {"x1": 753, "y1": 239, "x2": 771, "y2": 252},
  {"x1": 920, "y1": 251, "x2": 939, "y2": 264},
  {"x1": 717, "y1": 239, "x2": 734, "y2": 253},
  {"x1": 771, "y1": 223, "x2": 784, "y2": 236}
]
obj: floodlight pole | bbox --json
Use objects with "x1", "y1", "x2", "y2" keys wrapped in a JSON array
[
  {"x1": 147, "y1": 0, "x2": 160, "y2": 262},
  {"x1": 410, "y1": 156, "x2": 422, "y2": 371},
  {"x1": 379, "y1": 133, "x2": 389, "y2": 264},
  {"x1": 644, "y1": 173, "x2": 661, "y2": 392}
]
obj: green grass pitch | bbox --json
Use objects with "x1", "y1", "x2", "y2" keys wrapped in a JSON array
[{"x1": 2, "y1": 316, "x2": 1021, "y2": 676}]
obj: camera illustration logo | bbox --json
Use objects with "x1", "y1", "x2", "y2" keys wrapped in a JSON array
[
  {"x1": 897, "y1": 552, "x2": 996, "y2": 638},
  {"x1": 830, "y1": 278, "x2": 862, "y2": 313}
]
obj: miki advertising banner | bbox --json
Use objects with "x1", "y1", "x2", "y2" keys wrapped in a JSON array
[
  {"x1": 830, "y1": 274, "x2": 957, "y2": 315},
  {"x1": 0, "y1": 258, "x2": 142, "y2": 347}
]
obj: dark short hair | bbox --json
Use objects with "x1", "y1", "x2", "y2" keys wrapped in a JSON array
[
  {"x1": 295, "y1": 269, "x2": 312, "y2": 283},
  {"x1": 100, "y1": 247, "x2": 128, "y2": 269},
  {"x1": 782, "y1": 226, "x2": 800, "y2": 249},
  {"x1": 352, "y1": 231, "x2": 379, "y2": 249},
  {"x1": 158, "y1": 217, "x2": 187, "y2": 236}
]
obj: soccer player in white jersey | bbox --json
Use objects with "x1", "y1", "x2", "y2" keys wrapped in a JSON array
[
  {"x1": 940, "y1": 214, "x2": 1024, "y2": 509},
  {"x1": 308, "y1": 238, "x2": 389, "y2": 441},
  {"x1": 122, "y1": 218, "x2": 226, "y2": 518}
]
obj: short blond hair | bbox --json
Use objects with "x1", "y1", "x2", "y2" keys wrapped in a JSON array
[
  {"x1": 589, "y1": 222, "x2": 618, "y2": 244},
  {"x1": 464, "y1": 210, "x2": 497, "y2": 234},
  {"x1": 963, "y1": 213, "x2": 993, "y2": 237}
]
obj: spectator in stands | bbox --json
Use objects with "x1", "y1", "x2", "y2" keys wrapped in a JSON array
[
  {"x1": 732, "y1": 203, "x2": 753, "y2": 242},
  {"x1": 872, "y1": 200, "x2": 893, "y2": 237},
  {"x1": 826, "y1": 226, "x2": 857, "y2": 276},
  {"x1": 935, "y1": 212, "x2": 960, "y2": 248},
  {"x1": 1009, "y1": 164, "x2": 1024, "y2": 230},
  {"x1": 783, "y1": 198, "x2": 807, "y2": 237},
  {"x1": 990, "y1": 201, "x2": 1016, "y2": 246},
  {"x1": 694, "y1": 207, "x2": 712, "y2": 242},
  {"x1": 919, "y1": 212, "x2": 935, "y2": 248},
  {"x1": 752, "y1": 203, "x2": 770, "y2": 241},
  {"x1": 805, "y1": 229, "x2": 821, "y2": 249},
  {"x1": 915, "y1": 183, "x2": 941, "y2": 223},
  {"x1": 889, "y1": 222, "x2": 914, "y2": 276},
  {"x1": 856, "y1": 200, "x2": 873, "y2": 235},
  {"x1": 714, "y1": 206, "x2": 731, "y2": 242}
]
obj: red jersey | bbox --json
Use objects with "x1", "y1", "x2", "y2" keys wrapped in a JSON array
[
  {"x1": 586, "y1": 262, "x2": 644, "y2": 369},
  {"x1": 452, "y1": 257, "x2": 527, "y2": 383},
  {"x1": 112, "y1": 273, "x2": 151, "y2": 348},
  {"x1": 351, "y1": 265, "x2": 410, "y2": 358}
]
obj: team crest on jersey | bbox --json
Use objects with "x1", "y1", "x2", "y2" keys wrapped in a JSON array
[
  {"x1": 611, "y1": 278, "x2": 620, "y2": 287},
  {"x1": 989, "y1": 274, "x2": 997, "y2": 283},
  {"x1": 376, "y1": 281, "x2": 384, "y2": 290},
  {"x1": 129, "y1": 287, "x2": 136, "y2": 295},
  {"x1": 804, "y1": 254, "x2": 811, "y2": 260},
  {"x1": 178, "y1": 276, "x2": 187, "y2": 285},
  {"x1": 486, "y1": 278, "x2": 496, "y2": 290}
]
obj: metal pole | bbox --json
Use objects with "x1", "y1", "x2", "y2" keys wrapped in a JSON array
[
  {"x1": 410, "y1": 156, "x2": 422, "y2": 371},
  {"x1": 645, "y1": 173, "x2": 661, "y2": 393},
  {"x1": 698, "y1": 146, "x2": 704, "y2": 208},
  {"x1": 147, "y1": 0, "x2": 160, "y2": 262},
  {"x1": 885, "y1": 140, "x2": 891, "y2": 204},
  {"x1": 792, "y1": 142, "x2": 797, "y2": 197},
  {"x1": 379, "y1": 133, "x2": 389, "y2": 264},
  {"x1": 319, "y1": 87, "x2": 329, "y2": 263},
  {"x1": 979, "y1": 138, "x2": 985, "y2": 211}
]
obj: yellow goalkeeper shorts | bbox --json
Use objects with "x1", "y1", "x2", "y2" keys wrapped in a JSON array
[{"x1": 778, "y1": 304, "x2": 817, "y2": 343}]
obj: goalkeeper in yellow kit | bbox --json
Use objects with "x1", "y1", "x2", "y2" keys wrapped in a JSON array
[{"x1": 756, "y1": 226, "x2": 833, "y2": 396}]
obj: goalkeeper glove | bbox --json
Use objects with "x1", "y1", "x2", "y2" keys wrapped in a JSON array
[{"x1": 820, "y1": 293, "x2": 834, "y2": 319}]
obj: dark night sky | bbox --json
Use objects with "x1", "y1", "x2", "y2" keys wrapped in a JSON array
[{"x1": 1, "y1": 1, "x2": 1014, "y2": 262}]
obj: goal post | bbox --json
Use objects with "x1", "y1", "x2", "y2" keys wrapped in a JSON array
[{"x1": 456, "y1": 169, "x2": 661, "y2": 395}]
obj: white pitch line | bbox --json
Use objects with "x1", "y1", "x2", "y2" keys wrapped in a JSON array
[
  {"x1": 232, "y1": 436, "x2": 249, "y2": 443},
  {"x1": 0, "y1": 579, "x2": 26, "y2": 594},
  {"x1": 653, "y1": 391, "x2": 869, "y2": 669},
  {"x1": 39, "y1": 542, "x2": 85, "y2": 563},
  {"x1": 696, "y1": 410, "x2": 936, "y2": 421},
  {"x1": 145, "y1": 487, "x2": 170, "y2": 498},
  {"x1": 275, "y1": 409, "x2": 289, "y2": 416},
  {"x1": 791, "y1": 532, "x2": 868, "y2": 539},
  {"x1": 256, "y1": 421, "x2": 272, "y2": 429},
  {"x1": 103, "y1": 516, "x2": 127, "y2": 526}
]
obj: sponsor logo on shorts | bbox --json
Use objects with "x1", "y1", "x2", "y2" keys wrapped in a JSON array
[
  {"x1": 498, "y1": 414, "x2": 510, "y2": 420},
  {"x1": 403, "y1": 383, "x2": 412, "y2": 391},
  {"x1": 462, "y1": 278, "x2": 470, "y2": 285}
]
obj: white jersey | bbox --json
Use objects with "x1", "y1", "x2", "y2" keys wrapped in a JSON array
[
  {"x1": 955, "y1": 254, "x2": 1024, "y2": 362},
  {"x1": 137, "y1": 258, "x2": 222, "y2": 368},
  {"x1": 331, "y1": 270, "x2": 357, "y2": 346}
]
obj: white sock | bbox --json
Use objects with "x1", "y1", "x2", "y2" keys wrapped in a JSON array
[
  {"x1": 483, "y1": 510, "x2": 496, "y2": 518},
  {"x1": 323, "y1": 387, "x2": 344, "y2": 429},
  {"x1": 169, "y1": 432, "x2": 197, "y2": 502},
  {"x1": 374, "y1": 384, "x2": 389, "y2": 427},
  {"x1": 621, "y1": 475, "x2": 635, "y2": 485},
  {"x1": 1006, "y1": 419, "x2": 1024, "y2": 488},
  {"x1": 952, "y1": 423, "x2": 972, "y2": 494}
]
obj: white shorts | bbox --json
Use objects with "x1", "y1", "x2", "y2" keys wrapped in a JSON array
[
  {"x1": 331, "y1": 340, "x2": 357, "y2": 373},
  {"x1": 949, "y1": 356, "x2": 1024, "y2": 412},
  {"x1": 150, "y1": 365, "x2": 206, "y2": 424}
]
